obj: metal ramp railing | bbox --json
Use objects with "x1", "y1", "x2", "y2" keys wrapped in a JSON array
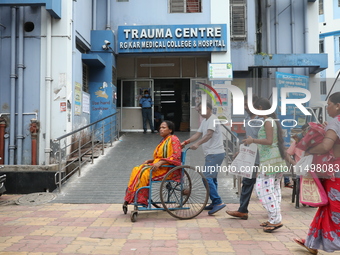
[
  {"x1": 221, "y1": 124, "x2": 242, "y2": 195},
  {"x1": 53, "y1": 112, "x2": 120, "y2": 193}
]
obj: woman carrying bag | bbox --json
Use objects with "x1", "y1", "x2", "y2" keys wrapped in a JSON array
[
  {"x1": 243, "y1": 98, "x2": 287, "y2": 233},
  {"x1": 293, "y1": 92, "x2": 340, "y2": 254}
]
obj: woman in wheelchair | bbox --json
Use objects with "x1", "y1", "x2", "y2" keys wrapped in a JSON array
[{"x1": 124, "y1": 120, "x2": 182, "y2": 206}]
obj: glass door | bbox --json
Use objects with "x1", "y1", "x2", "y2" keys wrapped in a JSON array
[{"x1": 119, "y1": 80, "x2": 153, "y2": 131}]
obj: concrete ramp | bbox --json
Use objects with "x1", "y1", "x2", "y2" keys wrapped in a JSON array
[{"x1": 52, "y1": 132, "x2": 239, "y2": 204}]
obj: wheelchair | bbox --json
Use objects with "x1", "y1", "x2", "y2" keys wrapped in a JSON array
[{"x1": 122, "y1": 148, "x2": 209, "y2": 222}]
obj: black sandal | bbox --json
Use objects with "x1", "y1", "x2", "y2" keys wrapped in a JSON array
[
  {"x1": 263, "y1": 223, "x2": 283, "y2": 233},
  {"x1": 260, "y1": 221, "x2": 270, "y2": 227}
]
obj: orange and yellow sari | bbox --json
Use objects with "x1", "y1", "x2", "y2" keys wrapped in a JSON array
[{"x1": 124, "y1": 135, "x2": 182, "y2": 205}]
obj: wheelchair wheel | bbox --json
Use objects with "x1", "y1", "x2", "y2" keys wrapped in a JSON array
[
  {"x1": 123, "y1": 204, "x2": 128, "y2": 214},
  {"x1": 150, "y1": 170, "x2": 190, "y2": 208},
  {"x1": 150, "y1": 182, "x2": 163, "y2": 208},
  {"x1": 160, "y1": 165, "x2": 209, "y2": 220},
  {"x1": 131, "y1": 211, "x2": 138, "y2": 222}
]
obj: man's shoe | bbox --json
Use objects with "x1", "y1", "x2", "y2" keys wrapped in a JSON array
[
  {"x1": 151, "y1": 130, "x2": 155, "y2": 133},
  {"x1": 204, "y1": 203, "x2": 214, "y2": 210},
  {"x1": 143, "y1": 131, "x2": 146, "y2": 134},
  {"x1": 208, "y1": 204, "x2": 226, "y2": 215},
  {"x1": 285, "y1": 183, "x2": 294, "y2": 188},
  {"x1": 226, "y1": 210, "x2": 248, "y2": 220}
]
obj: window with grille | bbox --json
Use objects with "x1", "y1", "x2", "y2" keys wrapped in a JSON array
[
  {"x1": 82, "y1": 63, "x2": 89, "y2": 93},
  {"x1": 319, "y1": 0, "x2": 323, "y2": 15},
  {"x1": 320, "y1": 81, "x2": 327, "y2": 95},
  {"x1": 169, "y1": 0, "x2": 201, "y2": 13},
  {"x1": 230, "y1": 0, "x2": 247, "y2": 41},
  {"x1": 319, "y1": 39, "x2": 324, "y2": 53}
]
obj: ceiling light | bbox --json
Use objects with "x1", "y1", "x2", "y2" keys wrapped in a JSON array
[{"x1": 140, "y1": 63, "x2": 175, "y2": 67}]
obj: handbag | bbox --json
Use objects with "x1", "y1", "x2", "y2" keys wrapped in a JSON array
[
  {"x1": 294, "y1": 155, "x2": 313, "y2": 176},
  {"x1": 229, "y1": 143, "x2": 257, "y2": 179},
  {"x1": 300, "y1": 171, "x2": 328, "y2": 207}
]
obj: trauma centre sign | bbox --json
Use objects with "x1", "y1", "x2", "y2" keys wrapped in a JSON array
[{"x1": 117, "y1": 24, "x2": 227, "y2": 53}]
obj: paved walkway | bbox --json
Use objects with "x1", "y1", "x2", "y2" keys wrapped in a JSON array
[
  {"x1": 0, "y1": 132, "x2": 339, "y2": 254},
  {"x1": 0, "y1": 189, "x2": 332, "y2": 254}
]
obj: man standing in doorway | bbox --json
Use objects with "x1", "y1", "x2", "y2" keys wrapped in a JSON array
[
  {"x1": 140, "y1": 90, "x2": 155, "y2": 134},
  {"x1": 181, "y1": 102, "x2": 226, "y2": 215}
]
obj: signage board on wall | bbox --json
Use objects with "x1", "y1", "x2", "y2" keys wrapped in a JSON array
[
  {"x1": 60, "y1": 102, "x2": 66, "y2": 112},
  {"x1": 82, "y1": 92, "x2": 90, "y2": 114},
  {"x1": 208, "y1": 63, "x2": 233, "y2": 80},
  {"x1": 117, "y1": 24, "x2": 227, "y2": 53},
  {"x1": 276, "y1": 72, "x2": 309, "y2": 147},
  {"x1": 74, "y1": 82, "x2": 82, "y2": 116}
]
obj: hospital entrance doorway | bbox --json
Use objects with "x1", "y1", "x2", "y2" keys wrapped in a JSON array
[{"x1": 154, "y1": 79, "x2": 190, "y2": 132}]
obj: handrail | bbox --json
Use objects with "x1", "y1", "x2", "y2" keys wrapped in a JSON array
[
  {"x1": 293, "y1": 106, "x2": 322, "y2": 125},
  {"x1": 221, "y1": 124, "x2": 241, "y2": 196},
  {"x1": 54, "y1": 111, "x2": 120, "y2": 193},
  {"x1": 54, "y1": 112, "x2": 118, "y2": 141},
  {"x1": 221, "y1": 124, "x2": 239, "y2": 165}
]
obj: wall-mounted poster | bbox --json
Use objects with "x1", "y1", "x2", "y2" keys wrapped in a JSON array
[
  {"x1": 60, "y1": 102, "x2": 66, "y2": 112},
  {"x1": 82, "y1": 92, "x2": 90, "y2": 114},
  {"x1": 74, "y1": 82, "x2": 82, "y2": 116}
]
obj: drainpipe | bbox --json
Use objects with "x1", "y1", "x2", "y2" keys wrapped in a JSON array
[
  {"x1": 106, "y1": 0, "x2": 111, "y2": 30},
  {"x1": 0, "y1": 118, "x2": 6, "y2": 165},
  {"x1": 17, "y1": 7, "x2": 24, "y2": 165},
  {"x1": 256, "y1": 0, "x2": 262, "y2": 54},
  {"x1": 303, "y1": 0, "x2": 309, "y2": 75},
  {"x1": 274, "y1": 0, "x2": 279, "y2": 76},
  {"x1": 303, "y1": 0, "x2": 309, "y2": 53},
  {"x1": 4, "y1": 134, "x2": 9, "y2": 165},
  {"x1": 266, "y1": 0, "x2": 271, "y2": 54},
  {"x1": 274, "y1": 0, "x2": 278, "y2": 54},
  {"x1": 266, "y1": 0, "x2": 272, "y2": 88},
  {"x1": 45, "y1": 14, "x2": 52, "y2": 165},
  {"x1": 92, "y1": 0, "x2": 96, "y2": 30},
  {"x1": 9, "y1": 7, "x2": 17, "y2": 165},
  {"x1": 290, "y1": 0, "x2": 295, "y2": 73},
  {"x1": 29, "y1": 119, "x2": 39, "y2": 165}
]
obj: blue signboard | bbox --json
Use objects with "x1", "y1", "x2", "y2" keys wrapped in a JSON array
[
  {"x1": 117, "y1": 24, "x2": 227, "y2": 53},
  {"x1": 89, "y1": 82, "x2": 115, "y2": 142},
  {"x1": 276, "y1": 72, "x2": 309, "y2": 147}
]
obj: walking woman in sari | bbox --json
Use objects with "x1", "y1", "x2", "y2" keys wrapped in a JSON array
[
  {"x1": 243, "y1": 97, "x2": 287, "y2": 233},
  {"x1": 293, "y1": 92, "x2": 340, "y2": 254},
  {"x1": 124, "y1": 120, "x2": 182, "y2": 206}
]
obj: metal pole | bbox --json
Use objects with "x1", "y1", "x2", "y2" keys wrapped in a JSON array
[
  {"x1": 17, "y1": 7, "x2": 24, "y2": 165},
  {"x1": 0, "y1": 119, "x2": 6, "y2": 164},
  {"x1": 58, "y1": 140, "x2": 62, "y2": 193},
  {"x1": 78, "y1": 136, "x2": 81, "y2": 176},
  {"x1": 102, "y1": 124, "x2": 104, "y2": 155},
  {"x1": 9, "y1": 7, "x2": 17, "y2": 165},
  {"x1": 91, "y1": 128, "x2": 94, "y2": 164},
  {"x1": 110, "y1": 117, "x2": 113, "y2": 146}
]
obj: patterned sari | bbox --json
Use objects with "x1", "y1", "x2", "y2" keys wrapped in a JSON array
[
  {"x1": 124, "y1": 135, "x2": 182, "y2": 205},
  {"x1": 304, "y1": 116, "x2": 340, "y2": 252}
]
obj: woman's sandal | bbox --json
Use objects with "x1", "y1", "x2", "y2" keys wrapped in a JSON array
[
  {"x1": 263, "y1": 223, "x2": 283, "y2": 233},
  {"x1": 260, "y1": 221, "x2": 270, "y2": 227},
  {"x1": 293, "y1": 237, "x2": 318, "y2": 254}
]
